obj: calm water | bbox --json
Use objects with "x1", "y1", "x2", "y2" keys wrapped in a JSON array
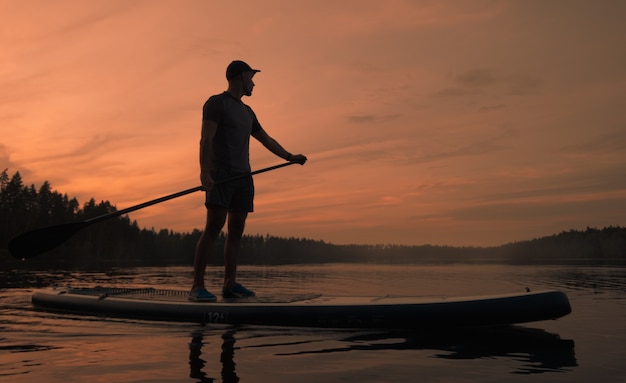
[{"x1": 1, "y1": 264, "x2": 625, "y2": 382}]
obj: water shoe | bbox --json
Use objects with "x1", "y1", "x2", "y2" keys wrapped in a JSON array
[
  {"x1": 222, "y1": 283, "x2": 255, "y2": 298},
  {"x1": 188, "y1": 288, "x2": 217, "y2": 302}
]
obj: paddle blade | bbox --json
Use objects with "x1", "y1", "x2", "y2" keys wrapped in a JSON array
[{"x1": 8, "y1": 222, "x2": 88, "y2": 259}]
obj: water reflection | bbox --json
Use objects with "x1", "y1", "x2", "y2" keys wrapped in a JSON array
[
  {"x1": 189, "y1": 330, "x2": 239, "y2": 383},
  {"x1": 220, "y1": 331, "x2": 239, "y2": 383},
  {"x1": 424, "y1": 326, "x2": 577, "y2": 374},
  {"x1": 290, "y1": 327, "x2": 577, "y2": 374},
  {"x1": 188, "y1": 325, "x2": 576, "y2": 380},
  {"x1": 189, "y1": 331, "x2": 212, "y2": 382}
]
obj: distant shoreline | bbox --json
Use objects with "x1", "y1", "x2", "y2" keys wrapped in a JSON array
[{"x1": 2, "y1": 226, "x2": 625, "y2": 269}]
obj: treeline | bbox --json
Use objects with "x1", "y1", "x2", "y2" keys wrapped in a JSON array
[
  {"x1": 0, "y1": 170, "x2": 197, "y2": 267},
  {"x1": 492, "y1": 226, "x2": 626, "y2": 264},
  {"x1": 1, "y1": 169, "x2": 625, "y2": 268}
]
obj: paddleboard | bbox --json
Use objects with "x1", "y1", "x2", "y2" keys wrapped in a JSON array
[{"x1": 31, "y1": 287, "x2": 571, "y2": 328}]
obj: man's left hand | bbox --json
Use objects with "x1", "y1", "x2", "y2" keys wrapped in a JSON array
[{"x1": 289, "y1": 154, "x2": 307, "y2": 165}]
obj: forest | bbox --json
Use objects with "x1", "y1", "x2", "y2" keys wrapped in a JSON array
[{"x1": 1, "y1": 169, "x2": 625, "y2": 268}]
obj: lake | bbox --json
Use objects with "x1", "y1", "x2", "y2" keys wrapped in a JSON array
[{"x1": 1, "y1": 263, "x2": 625, "y2": 382}]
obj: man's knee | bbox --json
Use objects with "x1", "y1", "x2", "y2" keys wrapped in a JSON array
[
  {"x1": 227, "y1": 212, "x2": 248, "y2": 237},
  {"x1": 204, "y1": 207, "x2": 227, "y2": 238}
]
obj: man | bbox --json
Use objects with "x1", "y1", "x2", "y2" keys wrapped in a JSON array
[{"x1": 189, "y1": 60, "x2": 307, "y2": 302}]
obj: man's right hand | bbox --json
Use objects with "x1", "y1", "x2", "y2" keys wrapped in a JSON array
[{"x1": 200, "y1": 173, "x2": 215, "y2": 192}]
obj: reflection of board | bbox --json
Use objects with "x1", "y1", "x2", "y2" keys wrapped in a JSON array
[{"x1": 32, "y1": 287, "x2": 571, "y2": 328}]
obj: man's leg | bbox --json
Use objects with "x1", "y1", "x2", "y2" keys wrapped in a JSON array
[
  {"x1": 191, "y1": 206, "x2": 228, "y2": 291},
  {"x1": 223, "y1": 211, "x2": 248, "y2": 288}
]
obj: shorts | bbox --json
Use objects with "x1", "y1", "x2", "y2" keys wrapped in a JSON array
[{"x1": 205, "y1": 170, "x2": 255, "y2": 212}]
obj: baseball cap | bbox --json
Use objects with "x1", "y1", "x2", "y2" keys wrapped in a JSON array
[{"x1": 226, "y1": 60, "x2": 261, "y2": 80}]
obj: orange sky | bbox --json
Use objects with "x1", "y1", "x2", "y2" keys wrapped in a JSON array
[{"x1": 2, "y1": 0, "x2": 625, "y2": 246}]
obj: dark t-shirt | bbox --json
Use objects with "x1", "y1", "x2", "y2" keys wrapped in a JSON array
[{"x1": 202, "y1": 92, "x2": 262, "y2": 173}]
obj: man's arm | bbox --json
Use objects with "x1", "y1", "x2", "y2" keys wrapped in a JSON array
[
  {"x1": 252, "y1": 128, "x2": 307, "y2": 165},
  {"x1": 199, "y1": 119, "x2": 218, "y2": 190}
]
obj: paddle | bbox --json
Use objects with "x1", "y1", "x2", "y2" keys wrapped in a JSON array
[{"x1": 8, "y1": 161, "x2": 297, "y2": 259}]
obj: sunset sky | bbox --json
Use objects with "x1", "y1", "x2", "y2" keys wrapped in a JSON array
[{"x1": 2, "y1": 0, "x2": 625, "y2": 247}]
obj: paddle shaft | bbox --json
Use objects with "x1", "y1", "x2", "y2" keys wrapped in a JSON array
[
  {"x1": 9, "y1": 161, "x2": 297, "y2": 258},
  {"x1": 86, "y1": 161, "x2": 296, "y2": 225}
]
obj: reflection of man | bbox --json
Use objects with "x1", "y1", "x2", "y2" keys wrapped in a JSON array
[
  {"x1": 188, "y1": 330, "x2": 239, "y2": 383},
  {"x1": 220, "y1": 331, "x2": 238, "y2": 383},
  {"x1": 188, "y1": 331, "x2": 212, "y2": 382},
  {"x1": 190, "y1": 60, "x2": 307, "y2": 302}
]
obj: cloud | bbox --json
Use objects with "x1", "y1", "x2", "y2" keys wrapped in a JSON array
[
  {"x1": 456, "y1": 69, "x2": 500, "y2": 88},
  {"x1": 448, "y1": 195, "x2": 626, "y2": 224},
  {"x1": 562, "y1": 129, "x2": 626, "y2": 156},
  {"x1": 0, "y1": 144, "x2": 19, "y2": 173},
  {"x1": 404, "y1": 130, "x2": 513, "y2": 166},
  {"x1": 434, "y1": 69, "x2": 544, "y2": 98},
  {"x1": 347, "y1": 114, "x2": 401, "y2": 124},
  {"x1": 479, "y1": 104, "x2": 507, "y2": 112}
]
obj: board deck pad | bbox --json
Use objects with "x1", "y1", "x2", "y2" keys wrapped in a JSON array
[{"x1": 63, "y1": 286, "x2": 322, "y2": 303}]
